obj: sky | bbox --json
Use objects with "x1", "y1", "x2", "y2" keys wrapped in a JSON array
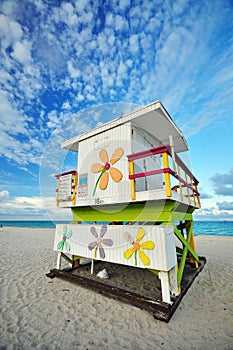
[{"x1": 0, "y1": 0, "x2": 232, "y2": 222}]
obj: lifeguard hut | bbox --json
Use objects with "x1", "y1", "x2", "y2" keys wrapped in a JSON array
[{"x1": 49, "y1": 101, "x2": 205, "y2": 321}]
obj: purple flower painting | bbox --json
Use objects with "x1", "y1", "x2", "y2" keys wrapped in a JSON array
[{"x1": 88, "y1": 225, "x2": 113, "y2": 259}]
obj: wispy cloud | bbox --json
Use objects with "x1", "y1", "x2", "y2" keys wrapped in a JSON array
[{"x1": 0, "y1": 194, "x2": 72, "y2": 222}]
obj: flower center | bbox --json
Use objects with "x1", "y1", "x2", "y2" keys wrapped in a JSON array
[
  {"x1": 104, "y1": 162, "x2": 111, "y2": 170},
  {"x1": 62, "y1": 236, "x2": 66, "y2": 242},
  {"x1": 133, "y1": 241, "x2": 140, "y2": 250}
]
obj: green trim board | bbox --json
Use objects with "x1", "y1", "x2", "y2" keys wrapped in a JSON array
[{"x1": 72, "y1": 200, "x2": 195, "y2": 223}]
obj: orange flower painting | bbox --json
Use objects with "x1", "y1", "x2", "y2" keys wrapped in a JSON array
[{"x1": 91, "y1": 147, "x2": 124, "y2": 195}]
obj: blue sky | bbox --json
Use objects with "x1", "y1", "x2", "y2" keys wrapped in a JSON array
[{"x1": 0, "y1": 0, "x2": 232, "y2": 222}]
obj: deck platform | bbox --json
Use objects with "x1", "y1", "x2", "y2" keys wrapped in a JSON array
[{"x1": 46, "y1": 256, "x2": 206, "y2": 322}]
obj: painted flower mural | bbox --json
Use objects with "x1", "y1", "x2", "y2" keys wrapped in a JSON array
[
  {"x1": 123, "y1": 227, "x2": 155, "y2": 266},
  {"x1": 57, "y1": 225, "x2": 72, "y2": 252},
  {"x1": 91, "y1": 147, "x2": 124, "y2": 195},
  {"x1": 88, "y1": 225, "x2": 113, "y2": 259}
]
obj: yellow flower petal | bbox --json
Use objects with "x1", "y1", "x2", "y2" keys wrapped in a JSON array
[
  {"x1": 140, "y1": 241, "x2": 155, "y2": 250},
  {"x1": 136, "y1": 227, "x2": 145, "y2": 242},
  {"x1": 124, "y1": 247, "x2": 135, "y2": 259},
  {"x1": 138, "y1": 249, "x2": 150, "y2": 266},
  {"x1": 99, "y1": 149, "x2": 109, "y2": 163},
  {"x1": 109, "y1": 167, "x2": 123, "y2": 183},
  {"x1": 99, "y1": 171, "x2": 108, "y2": 190},
  {"x1": 110, "y1": 147, "x2": 124, "y2": 165},
  {"x1": 91, "y1": 163, "x2": 104, "y2": 173}
]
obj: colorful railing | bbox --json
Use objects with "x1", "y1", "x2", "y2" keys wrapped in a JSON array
[{"x1": 127, "y1": 144, "x2": 201, "y2": 207}]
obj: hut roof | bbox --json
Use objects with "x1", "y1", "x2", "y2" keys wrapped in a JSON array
[{"x1": 62, "y1": 100, "x2": 188, "y2": 153}]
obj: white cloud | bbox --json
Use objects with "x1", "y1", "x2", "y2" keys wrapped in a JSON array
[
  {"x1": 0, "y1": 13, "x2": 23, "y2": 49},
  {"x1": 194, "y1": 206, "x2": 233, "y2": 221},
  {"x1": 47, "y1": 110, "x2": 61, "y2": 130},
  {"x1": 61, "y1": 101, "x2": 71, "y2": 110},
  {"x1": 0, "y1": 91, "x2": 27, "y2": 134},
  {"x1": 119, "y1": 0, "x2": 131, "y2": 11},
  {"x1": 0, "y1": 190, "x2": 9, "y2": 202},
  {"x1": 76, "y1": 93, "x2": 84, "y2": 102},
  {"x1": 67, "y1": 61, "x2": 81, "y2": 79},
  {"x1": 129, "y1": 34, "x2": 140, "y2": 54},
  {"x1": 11, "y1": 40, "x2": 32, "y2": 65},
  {"x1": 115, "y1": 14, "x2": 128, "y2": 31},
  {"x1": 0, "y1": 196, "x2": 45, "y2": 218},
  {"x1": 173, "y1": 0, "x2": 187, "y2": 15},
  {"x1": 60, "y1": 2, "x2": 78, "y2": 27},
  {"x1": 0, "y1": 0, "x2": 15, "y2": 15},
  {"x1": 0, "y1": 195, "x2": 72, "y2": 221}
]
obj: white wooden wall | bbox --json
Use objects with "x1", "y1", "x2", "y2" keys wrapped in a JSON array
[
  {"x1": 77, "y1": 123, "x2": 132, "y2": 206},
  {"x1": 54, "y1": 224, "x2": 177, "y2": 272}
]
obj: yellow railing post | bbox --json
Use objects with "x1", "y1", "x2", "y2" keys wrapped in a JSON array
[
  {"x1": 162, "y1": 152, "x2": 171, "y2": 197},
  {"x1": 129, "y1": 161, "x2": 136, "y2": 200},
  {"x1": 56, "y1": 179, "x2": 60, "y2": 207},
  {"x1": 72, "y1": 173, "x2": 77, "y2": 205}
]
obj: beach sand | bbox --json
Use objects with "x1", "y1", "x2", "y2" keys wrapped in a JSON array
[{"x1": 0, "y1": 227, "x2": 232, "y2": 350}]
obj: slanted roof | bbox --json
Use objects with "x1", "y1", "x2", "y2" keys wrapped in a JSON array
[{"x1": 62, "y1": 100, "x2": 188, "y2": 153}]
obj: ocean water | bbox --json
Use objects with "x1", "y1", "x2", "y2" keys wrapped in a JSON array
[
  {"x1": 193, "y1": 221, "x2": 233, "y2": 237},
  {"x1": 0, "y1": 220, "x2": 232, "y2": 236},
  {"x1": 0, "y1": 221, "x2": 59, "y2": 229}
]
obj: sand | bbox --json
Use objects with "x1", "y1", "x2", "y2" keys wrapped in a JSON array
[{"x1": 0, "y1": 227, "x2": 232, "y2": 350}]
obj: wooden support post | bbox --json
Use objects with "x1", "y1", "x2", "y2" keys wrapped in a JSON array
[
  {"x1": 169, "y1": 266, "x2": 179, "y2": 296},
  {"x1": 162, "y1": 152, "x2": 171, "y2": 197},
  {"x1": 56, "y1": 252, "x2": 61, "y2": 270},
  {"x1": 159, "y1": 271, "x2": 171, "y2": 304},
  {"x1": 129, "y1": 161, "x2": 136, "y2": 200},
  {"x1": 72, "y1": 255, "x2": 80, "y2": 268},
  {"x1": 188, "y1": 227, "x2": 199, "y2": 268},
  {"x1": 91, "y1": 259, "x2": 94, "y2": 274}
]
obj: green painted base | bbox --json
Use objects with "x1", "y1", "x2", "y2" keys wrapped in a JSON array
[{"x1": 72, "y1": 200, "x2": 195, "y2": 223}]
